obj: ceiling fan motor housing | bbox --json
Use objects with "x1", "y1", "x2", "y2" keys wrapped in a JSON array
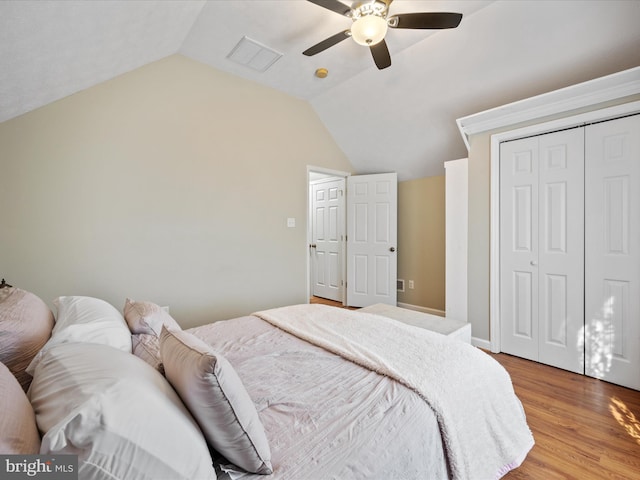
[{"x1": 351, "y1": 0, "x2": 390, "y2": 19}]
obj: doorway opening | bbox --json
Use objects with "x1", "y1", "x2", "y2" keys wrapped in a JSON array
[
  {"x1": 307, "y1": 167, "x2": 398, "y2": 308},
  {"x1": 307, "y1": 166, "x2": 349, "y2": 306}
]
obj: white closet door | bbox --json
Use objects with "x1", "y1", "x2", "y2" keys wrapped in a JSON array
[
  {"x1": 537, "y1": 128, "x2": 584, "y2": 374},
  {"x1": 500, "y1": 137, "x2": 540, "y2": 362},
  {"x1": 500, "y1": 128, "x2": 585, "y2": 373},
  {"x1": 585, "y1": 114, "x2": 640, "y2": 390}
]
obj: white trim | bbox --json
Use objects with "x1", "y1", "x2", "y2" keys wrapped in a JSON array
[
  {"x1": 472, "y1": 337, "x2": 491, "y2": 351},
  {"x1": 456, "y1": 66, "x2": 640, "y2": 150},
  {"x1": 489, "y1": 100, "x2": 640, "y2": 353},
  {"x1": 397, "y1": 301, "x2": 445, "y2": 318},
  {"x1": 490, "y1": 133, "x2": 501, "y2": 353}
]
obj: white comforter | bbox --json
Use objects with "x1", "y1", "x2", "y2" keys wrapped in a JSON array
[
  {"x1": 254, "y1": 304, "x2": 534, "y2": 480},
  {"x1": 190, "y1": 313, "x2": 449, "y2": 480}
]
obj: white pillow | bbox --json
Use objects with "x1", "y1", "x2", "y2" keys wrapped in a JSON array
[
  {"x1": 29, "y1": 342, "x2": 215, "y2": 480},
  {"x1": 53, "y1": 296, "x2": 130, "y2": 342},
  {"x1": 160, "y1": 327, "x2": 273, "y2": 475},
  {"x1": 26, "y1": 296, "x2": 132, "y2": 374}
]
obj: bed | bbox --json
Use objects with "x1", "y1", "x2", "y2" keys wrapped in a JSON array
[{"x1": 1, "y1": 288, "x2": 534, "y2": 480}]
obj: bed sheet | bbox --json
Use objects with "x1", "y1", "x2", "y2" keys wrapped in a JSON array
[{"x1": 189, "y1": 315, "x2": 448, "y2": 480}]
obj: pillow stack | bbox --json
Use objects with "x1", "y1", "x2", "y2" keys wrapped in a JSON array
[
  {"x1": 26, "y1": 295, "x2": 216, "y2": 480},
  {"x1": 29, "y1": 342, "x2": 215, "y2": 480},
  {"x1": 24, "y1": 294, "x2": 274, "y2": 478}
]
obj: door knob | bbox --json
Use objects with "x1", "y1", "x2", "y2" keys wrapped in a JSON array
[
  {"x1": 389, "y1": 247, "x2": 396, "y2": 252},
  {"x1": 530, "y1": 260, "x2": 537, "y2": 266},
  {"x1": 309, "y1": 244, "x2": 317, "y2": 249}
]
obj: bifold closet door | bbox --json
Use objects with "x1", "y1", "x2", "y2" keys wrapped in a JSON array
[
  {"x1": 585, "y1": 114, "x2": 640, "y2": 390},
  {"x1": 500, "y1": 128, "x2": 585, "y2": 374},
  {"x1": 500, "y1": 136, "x2": 539, "y2": 362}
]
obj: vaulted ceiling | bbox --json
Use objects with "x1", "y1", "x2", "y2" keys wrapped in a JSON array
[{"x1": 2, "y1": 1, "x2": 639, "y2": 180}]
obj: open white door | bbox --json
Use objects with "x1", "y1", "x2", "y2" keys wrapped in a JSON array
[
  {"x1": 346, "y1": 173, "x2": 398, "y2": 307},
  {"x1": 310, "y1": 177, "x2": 345, "y2": 302}
]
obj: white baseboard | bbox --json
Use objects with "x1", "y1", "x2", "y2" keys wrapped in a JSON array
[
  {"x1": 472, "y1": 337, "x2": 491, "y2": 351},
  {"x1": 396, "y1": 302, "x2": 445, "y2": 317}
]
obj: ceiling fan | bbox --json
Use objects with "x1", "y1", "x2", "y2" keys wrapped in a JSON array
[{"x1": 303, "y1": 0, "x2": 463, "y2": 70}]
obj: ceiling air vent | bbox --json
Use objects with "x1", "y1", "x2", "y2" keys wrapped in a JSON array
[{"x1": 227, "y1": 36, "x2": 283, "y2": 72}]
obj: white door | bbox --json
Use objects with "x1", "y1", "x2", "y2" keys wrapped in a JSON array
[
  {"x1": 585, "y1": 114, "x2": 640, "y2": 390},
  {"x1": 500, "y1": 128, "x2": 585, "y2": 373},
  {"x1": 346, "y1": 173, "x2": 398, "y2": 307},
  {"x1": 500, "y1": 137, "x2": 540, "y2": 362},
  {"x1": 537, "y1": 128, "x2": 584, "y2": 374},
  {"x1": 310, "y1": 178, "x2": 345, "y2": 302}
]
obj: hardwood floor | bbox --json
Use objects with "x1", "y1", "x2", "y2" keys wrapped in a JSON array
[
  {"x1": 309, "y1": 295, "x2": 358, "y2": 309},
  {"x1": 492, "y1": 352, "x2": 640, "y2": 479},
  {"x1": 310, "y1": 297, "x2": 640, "y2": 479}
]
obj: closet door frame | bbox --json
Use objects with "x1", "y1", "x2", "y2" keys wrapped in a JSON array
[{"x1": 489, "y1": 100, "x2": 640, "y2": 354}]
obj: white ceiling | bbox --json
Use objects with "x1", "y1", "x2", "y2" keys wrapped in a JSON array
[{"x1": 2, "y1": 0, "x2": 640, "y2": 180}]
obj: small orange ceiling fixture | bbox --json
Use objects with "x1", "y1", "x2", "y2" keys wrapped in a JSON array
[
  {"x1": 315, "y1": 68, "x2": 329, "y2": 78},
  {"x1": 303, "y1": 0, "x2": 463, "y2": 70}
]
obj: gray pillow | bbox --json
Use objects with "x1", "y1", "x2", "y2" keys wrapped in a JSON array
[{"x1": 160, "y1": 327, "x2": 273, "y2": 474}]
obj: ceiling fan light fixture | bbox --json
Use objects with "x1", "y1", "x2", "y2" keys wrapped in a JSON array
[{"x1": 350, "y1": 15, "x2": 388, "y2": 46}]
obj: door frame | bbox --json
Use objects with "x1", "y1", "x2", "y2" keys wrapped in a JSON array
[
  {"x1": 307, "y1": 166, "x2": 350, "y2": 305},
  {"x1": 489, "y1": 101, "x2": 640, "y2": 353}
]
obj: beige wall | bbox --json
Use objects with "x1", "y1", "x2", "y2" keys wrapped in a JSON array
[
  {"x1": 466, "y1": 94, "x2": 640, "y2": 343},
  {"x1": 0, "y1": 55, "x2": 353, "y2": 328},
  {"x1": 397, "y1": 175, "x2": 445, "y2": 312},
  {"x1": 467, "y1": 134, "x2": 491, "y2": 340}
]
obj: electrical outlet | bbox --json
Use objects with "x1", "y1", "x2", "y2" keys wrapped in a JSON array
[{"x1": 408, "y1": 280, "x2": 414, "y2": 289}]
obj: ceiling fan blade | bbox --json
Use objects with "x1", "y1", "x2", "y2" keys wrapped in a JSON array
[
  {"x1": 370, "y1": 40, "x2": 391, "y2": 70},
  {"x1": 387, "y1": 12, "x2": 463, "y2": 29},
  {"x1": 303, "y1": 30, "x2": 351, "y2": 56},
  {"x1": 306, "y1": 0, "x2": 352, "y2": 17}
]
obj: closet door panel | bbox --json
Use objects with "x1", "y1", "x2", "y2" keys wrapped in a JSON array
[
  {"x1": 500, "y1": 137, "x2": 539, "y2": 361},
  {"x1": 538, "y1": 128, "x2": 584, "y2": 374},
  {"x1": 500, "y1": 129, "x2": 584, "y2": 373},
  {"x1": 585, "y1": 114, "x2": 640, "y2": 390}
]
